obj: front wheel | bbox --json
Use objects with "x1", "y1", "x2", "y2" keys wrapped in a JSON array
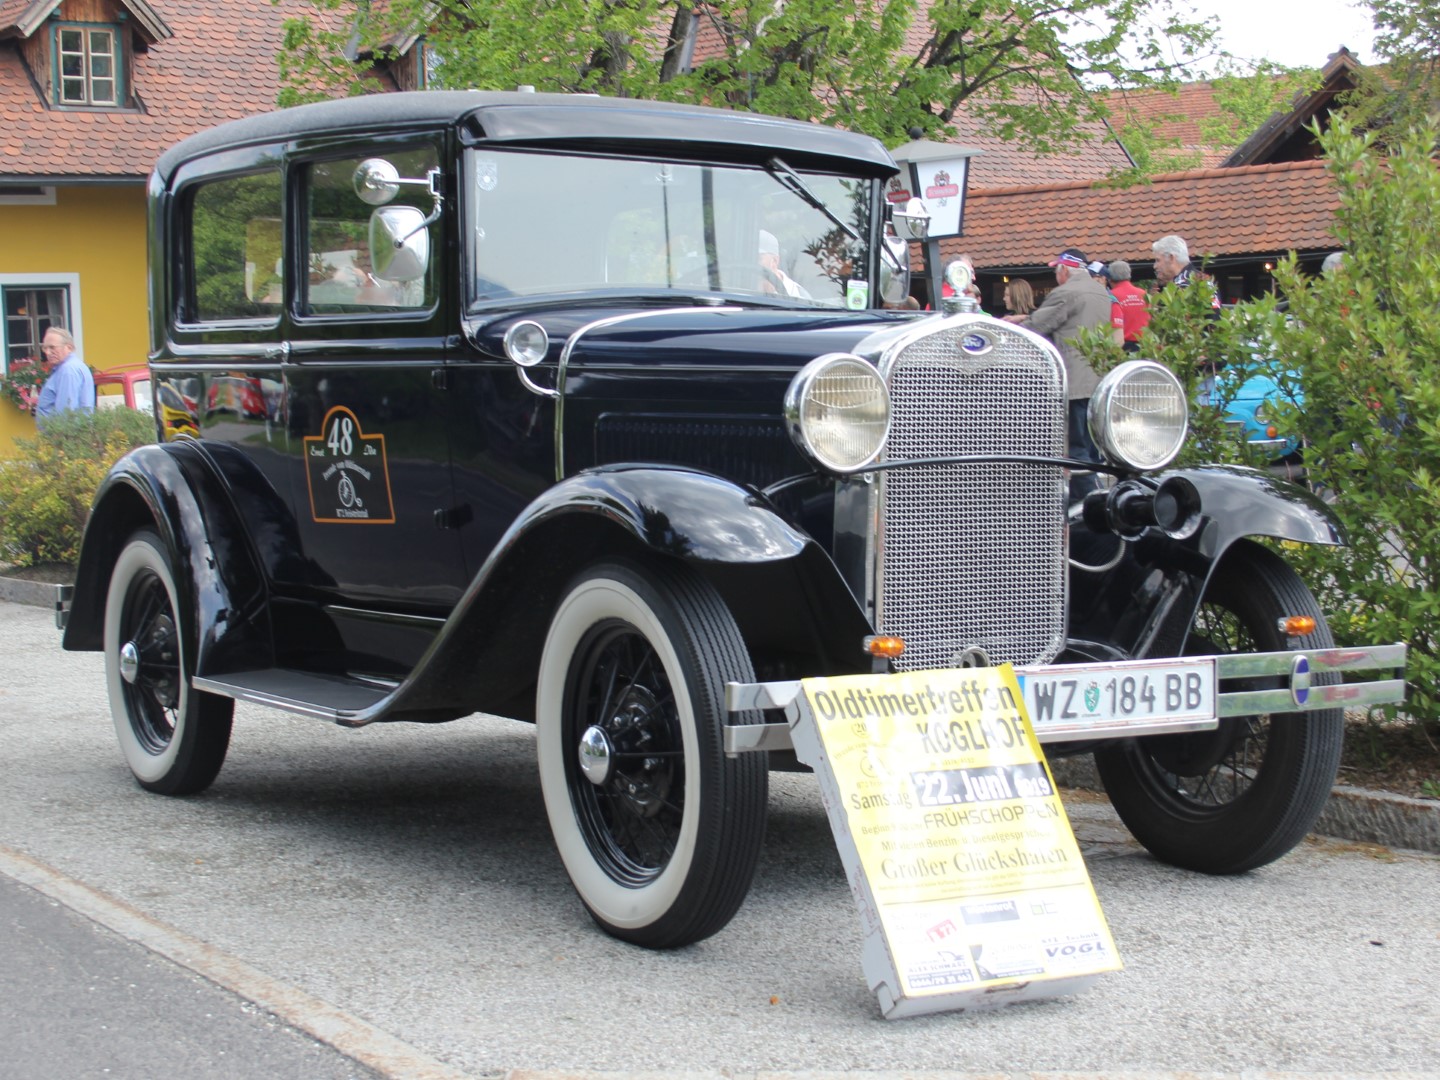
[
  {"x1": 104, "y1": 529, "x2": 234, "y2": 795},
  {"x1": 537, "y1": 560, "x2": 767, "y2": 948},
  {"x1": 1094, "y1": 541, "x2": 1342, "y2": 874}
]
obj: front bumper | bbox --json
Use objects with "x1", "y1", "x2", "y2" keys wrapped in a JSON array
[{"x1": 722, "y1": 643, "x2": 1407, "y2": 753}]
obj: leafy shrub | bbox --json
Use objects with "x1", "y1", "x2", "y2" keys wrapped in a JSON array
[
  {"x1": 1270, "y1": 117, "x2": 1440, "y2": 735},
  {"x1": 1078, "y1": 261, "x2": 1296, "y2": 472},
  {"x1": 0, "y1": 407, "x2": 155, "y2": 567},
  {"x1": 1075, "y1": 116, "x2": 1439, "y2": 742}
]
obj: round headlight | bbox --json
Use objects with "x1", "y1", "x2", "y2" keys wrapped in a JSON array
[
  {"x1": 785, "y1": 354, "x2": 890, "y2": 472},
  {"x1": 504, "y1": 321, "x2": 549, "y2": 367},
  {"x1": 1088, "y1": 360, "x2": 1188, "y2": 471}
]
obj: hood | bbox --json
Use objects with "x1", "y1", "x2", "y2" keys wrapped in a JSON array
[{"x1": 466, "y1": 304, "x2": 924, "y2": 371}]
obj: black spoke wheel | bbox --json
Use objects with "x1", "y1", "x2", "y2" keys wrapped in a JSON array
[
  {"x1": 537, "y1": 560, "x2": 767, "y2": 948},
  {"x1": 104, "y1": 530, "x2": 233, "y2": 795},
  {"x1": 1094, "y1": 541, "x2": 1343, "y2": 873}
]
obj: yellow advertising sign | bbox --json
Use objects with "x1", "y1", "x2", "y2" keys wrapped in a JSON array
[{"x1": 795, "y1": 666, "x2": 1120, "y2": 1017}]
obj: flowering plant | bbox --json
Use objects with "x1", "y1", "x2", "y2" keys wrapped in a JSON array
[{"x1": 0, "y1": 358, "x2": 46, "y2": 414}]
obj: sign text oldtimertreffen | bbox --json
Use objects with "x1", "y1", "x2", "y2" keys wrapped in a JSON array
[{"x1": 788, "y1": 666, "x2": 1120, "y2": 1018}]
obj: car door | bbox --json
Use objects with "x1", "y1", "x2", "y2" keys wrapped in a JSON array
[{"x1": 280, "y1": 139, "x2": 466, "y2": 620}]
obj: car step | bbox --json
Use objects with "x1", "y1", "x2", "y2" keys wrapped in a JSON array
[{"x1": 192, "y1": 669, "x2": 394, "y2": 724}]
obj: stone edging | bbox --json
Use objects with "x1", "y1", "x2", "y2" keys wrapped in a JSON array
[
  {"x1": 1048, "y1": 755, "x2": 1440, "y2": 856},
  {"x1": 0, "y1": 576, "x2": 61, "y2": 610},
  {"x1": 7, "y1": 583, "x2": 1436, "y2": 856}
]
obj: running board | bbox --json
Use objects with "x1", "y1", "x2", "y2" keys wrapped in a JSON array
[{"x1": 192, "y1": 669, "x2": 394, "y2": 724}]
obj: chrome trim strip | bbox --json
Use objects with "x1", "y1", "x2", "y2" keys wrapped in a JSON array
[
  {"x1": 1218, "y1": 679, "x2": 1408, "y2": 716},
  {"x1": 324, "y1": 604, "x2": 447, "y2": 629},
  {"x1": 1214, "y1": 644, "x2": 1407, "y2": 678},
  {"x1": 553, "y1": 306, "x2": 740, "y2": 482}
]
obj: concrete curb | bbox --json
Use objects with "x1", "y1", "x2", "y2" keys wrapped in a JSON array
[
  {"x1": 8, "y1": 583, "x2": 1436, "y2": 856},
  {"x1": 0, "y1": 576, "x2": 60, "y2": 609},
  {"x1": 1047, "y1": 754, "x2": 1440, "y2": 856}
]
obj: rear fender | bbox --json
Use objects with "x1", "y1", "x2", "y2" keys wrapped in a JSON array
[
  {"x1": 1070, "y1": 465, "x2": 1342, "y2": 660},
  {"x1": 62, "y1": 442, "x2": 271, "y2": 676}
]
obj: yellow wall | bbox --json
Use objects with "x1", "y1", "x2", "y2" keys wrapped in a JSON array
[{"x1": 0, "y1": 183, "x2": 148, "y2": 454}]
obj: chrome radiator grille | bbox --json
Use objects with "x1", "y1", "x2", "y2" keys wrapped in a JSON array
[{"x1": 877, "y1": 320, "x2": 1068, "y2": 671}]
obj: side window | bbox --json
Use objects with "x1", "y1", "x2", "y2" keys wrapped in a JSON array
[
  {"x1": 304, "y1": 148, "x2": 438, "y2": 315},
  {"x1": 187, "y1": 171, "x2": 284, "y2": 323}
]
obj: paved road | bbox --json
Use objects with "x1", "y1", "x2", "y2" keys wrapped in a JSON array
[
  {"x1": 2, "y1": 599, "x2": 1438, "y2": 1077},
  {"x1": 1, "y1": 873, "x2": 379, "y2": 1080}
]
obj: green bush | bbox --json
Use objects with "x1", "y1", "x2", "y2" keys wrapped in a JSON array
[
  {"x1": 0, "y1": 407, "x2": 155, "y2": 567},
  {"x1": 1271, "y1": 117, "x2": 1440, "y2": 734},
  {"x1": 1078, "y1": 276, "x2": 1293, "y2": 472},
  {"x1": 1076, "y1": 116, "x2": 1439, "y2": 740}
]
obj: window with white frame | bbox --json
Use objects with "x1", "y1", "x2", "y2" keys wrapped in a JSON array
[
  {"x1": 1, "y1": 279, "x2": 77, "y2": 374},
  {"x1": 55, "y1": 24, "x2": 120, "y2": 106}
]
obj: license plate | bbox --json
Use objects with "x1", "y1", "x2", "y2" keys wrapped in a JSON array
[{"x1": 1017, "y1": 657, "x2": 1217, "y2": 736}]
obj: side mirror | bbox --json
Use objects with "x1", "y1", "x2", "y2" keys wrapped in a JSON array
[
  {"x1": 354, "y1": 158, "x2": 401, "y2": 205},
  {"x1": 879, "y1": 233, "x2": 911, "y2": 304},
  {"x1": 369, "y1": 206, "x2": 430, "y2": 282},
  {"x1": 892, "y1": 197, "x2": 930, "y2": 242}
]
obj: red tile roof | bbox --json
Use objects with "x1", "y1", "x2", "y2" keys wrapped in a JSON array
[
  {"x1": 950, "y1": 158, "x2": 1339, "y2": 271},
  {"x1": 0, "y1": 0, "x2": 345, "y2": 180}
]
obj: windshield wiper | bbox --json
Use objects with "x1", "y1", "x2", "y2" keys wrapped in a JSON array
[
  {"x1": 764, "y1": 157, "x2": 860, "y2": 244},
  {"x1": 764, "y1": 156, "x2": 906, "y2": 278}
]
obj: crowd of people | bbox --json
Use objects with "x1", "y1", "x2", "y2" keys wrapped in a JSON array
[{"x1": 943, "y1": 233, "x2": 1224, "y2": 462}]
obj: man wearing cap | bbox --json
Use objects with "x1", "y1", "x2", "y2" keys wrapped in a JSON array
[
  {"x1": 758, "y1": 230, "x2": 810, "y2": 299},
  {"x1": 1105, "y1": 260, "x2": 1150, "y2": 353},
  {"x1": 1004, "y1": 246, "x2": 1114, "y2": 462}
]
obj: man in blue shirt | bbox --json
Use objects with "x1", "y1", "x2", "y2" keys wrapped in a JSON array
[{"x1": 35, "y1": 327, "x2": 95, "y2": 424}]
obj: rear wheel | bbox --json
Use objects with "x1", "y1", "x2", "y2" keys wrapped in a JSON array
[
  {"x1": 537, "y1": 560, "x2": 767, "y2": 948},
  {"x1": 1095, "y1": 541, "x2": 1342, "y2": 873},
  {"x1": 104, "y1": 530, "x2": 233, "y2": 795}
]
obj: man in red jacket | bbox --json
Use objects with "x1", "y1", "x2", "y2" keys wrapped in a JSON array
[{"x1": 1105, "y1": 260, "x2": 1149, "y2": 352}]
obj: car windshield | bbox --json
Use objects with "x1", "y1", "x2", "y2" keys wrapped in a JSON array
[{"x1": 464, "y1": 149, "x2": 875, "y2": 308}]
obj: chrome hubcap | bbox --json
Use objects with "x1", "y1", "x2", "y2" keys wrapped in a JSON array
[
  {"x1": 578, "y1": 725, "x2": 613, "y2": 786},
  {"x1": 119, "y1": 641, "x2": 141, "y2": 685}
]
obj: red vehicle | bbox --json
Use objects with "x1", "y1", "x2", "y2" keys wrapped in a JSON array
[{"x1": 94, "y1": 366, "x2": 153, "y2": 413}]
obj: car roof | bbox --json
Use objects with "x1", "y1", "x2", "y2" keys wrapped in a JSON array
[{"x1": 154, "y1": 91, "x2": 898, "y2": 182}]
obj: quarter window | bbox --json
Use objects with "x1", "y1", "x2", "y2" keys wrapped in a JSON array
[
  {"x1": 186, "y1": 171, "x2": 284, "y2": 323},
  {"x1": 55, "y1": 25, "x2": 120, "y2": 106}
]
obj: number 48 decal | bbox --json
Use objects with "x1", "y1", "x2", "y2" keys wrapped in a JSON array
[{"x1": 303, "y1": 406, "x2": 395, "y2": 524}]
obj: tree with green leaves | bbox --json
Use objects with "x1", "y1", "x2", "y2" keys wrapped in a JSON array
[
  {"x1": 1341, "y1": 0, "x2": 1440, "y2": 144},
  {"x1": 1271, "y1": 115, "x2": 1440, "y2": 734},
  {"x1": 274, "y1": 0, "x2": 1224, "y2": 154}
]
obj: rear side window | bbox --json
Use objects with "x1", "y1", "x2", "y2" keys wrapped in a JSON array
[{"x1": 186, "y1": 170, "x2": 284, "y2": 323}]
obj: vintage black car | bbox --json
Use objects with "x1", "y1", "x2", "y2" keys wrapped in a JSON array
[{"x1": 60, "y1": 91, "x2": 1403, "y2": 949}]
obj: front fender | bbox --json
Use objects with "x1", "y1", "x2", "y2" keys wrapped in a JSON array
[
  {"x1": 516, "y1": 464, "x2": 812, "y2": 563},
  {"x1": 62, "y1": 442, "x2": 271, "y2": 677},
  {"x1": 1071, "y1": 464, "x2": 1342, "y2": 661},
  {"x1": 383, "y1": 465, "x2": 871, "y2": 722}
]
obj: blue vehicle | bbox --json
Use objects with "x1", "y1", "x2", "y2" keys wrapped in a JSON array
[{"x1": 1222, "y1": 367, "x2": 1302, "y2": 463}]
